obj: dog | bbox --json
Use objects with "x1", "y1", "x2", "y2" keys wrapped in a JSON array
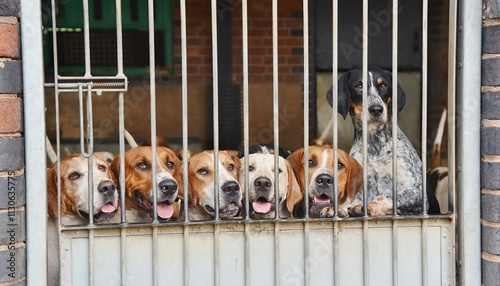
[
  {"x1": 286, "y1": 145, "x2": 363, "y2": 218},
  {"x1": 237, "y1": 144, "x2": 292, "y2": 159},
  {"x1": 327, "y1": 68, "x2": 428, "y2": 216},
  {"x1": 187, "y1": 150, "x2": 243, "y2": 221},
  {"x1": 47, "y1": 153, "x2": 119, "y2": 285},
  {"x1": 111, "y1": 146, "x2": 183, "y2": 222},
  {"x1": 239, "y1": 153, "x2": 302, "y2": 219}
]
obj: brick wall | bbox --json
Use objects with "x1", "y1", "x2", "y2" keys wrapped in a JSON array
[
  {"x1": 172, "y1": 0, "x2": 305, "y2": 85},
  {"x1": 481, "y1": 17, "x2": 500, "y2": 286},
  {"x1": 0, "y1": 1, "x2": 26, "y2": 285}
]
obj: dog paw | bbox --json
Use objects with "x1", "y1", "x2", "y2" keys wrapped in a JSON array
[
  {"x1": 348, "y1": 204, "x2": 365, "y2": 217},
  {"x1": 337, "y1": 207, "x2": 349, "y2": 218},
  {"x1": 320, "y1": 206, "x2": 335, "y2": 218}
]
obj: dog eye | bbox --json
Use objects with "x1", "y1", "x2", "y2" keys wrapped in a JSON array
[
  {"x1": 248, "y1": 166, "x2": 254, "y2": 172},
  {"x1": 355, "y1": 83, "x2": 363, "y2": 91},
  {"x1": 227, "y1": 164, "x2": 235, "y2": 171},
  {"x1": 379, "y1": 83, "x2": 387, "y2": 91},
  {"x1": 166, "y1": 161, "x2": 175, "y2": 169},
  {"x1": 197, "y1": 168, "x2": 208, "y2": 175},
  {"x1": 136, "y1": 162, "x2": 149, "y2": 170},
  {"x1": 98, "y1": 164, "x2": 106, "y2": 172},
  {"x1": 68, "y1": 172, "x2": 80, "y2": 180},
  {"x1": 308, "y1": 159, "x2": 317, "y2": 167},
  {"x1": 338, "y1": 163, "x2": 346, "y2": 170},
  {"x1": 278, "y1": 168, "x2": 283, "y2": 173}
]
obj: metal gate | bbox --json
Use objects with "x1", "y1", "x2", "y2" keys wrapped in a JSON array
[{"x1": 21, "y1": 0, "x2": 482, "y2": 285}]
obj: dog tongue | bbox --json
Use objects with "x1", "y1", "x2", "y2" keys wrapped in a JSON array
[
  {"x1": 252, "y1": 201, "x2": 272, "y2": 214},
  {"x1": 157, "y1": 203, "x2": 174, "y2": 219},
  {"x1": 314, "y1": 197, "x2": 331, "y2": 204},
  {"x1": 101, "y1": 202, "x2": 116, "y2": 213}
]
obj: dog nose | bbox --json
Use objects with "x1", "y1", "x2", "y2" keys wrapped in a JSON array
[
  {"x1": 221, "y1": 181, "x2": 240, "y2": 196},
  {"x1": 97, "y1": 181, "x2": 116, "y2": 195},
  {"x1": 316, "y1": 174, "x2": 334, "y2": 188},
  {"x1": 368, "y1": 104, "x2": 384, "y2": 117},
  {"x1": 158, "y1": 179, "x2": 178, "y2": 195},
  {"x1": 254, "y1": 176, "x2": 272, "y2": 191}
]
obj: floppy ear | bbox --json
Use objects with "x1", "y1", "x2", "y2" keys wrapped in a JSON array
[
  {"x1": 396, "y1": 82, "x2": 406, "y2": 113},
  {"x1": 286, "y1": 148, "x2": 305, "y2": 190},
  {"x1": 327, "y1": 72, "x2": 351, "y2": 119},
  {"x1": 285, "y1": 160, "x2": 303, "y2": 213},
  {"x1": 346, "y1": 155, "x2": 363, "y2": 200},
  {"x1": 47, "y1": 163, "x2": 66, "y2": 217},
  {"x1": 172, "y1": 154, "x2": 185, "y2": 200},
  {"x1": 110, "y1": 155, "x2": 121, "y2": 183}
]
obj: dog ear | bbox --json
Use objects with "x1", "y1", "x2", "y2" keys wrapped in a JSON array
[
  {"x1": 396, "y1": 82, "x2": 406, "y2": 114},
  {"x1": 346, "y1": 155, "x2": 363, "y2": 200},
  {"x1": 47, "y1": 163, "x2": 66, "y2": 217},
  {"x1": 285, "y1": 160, "x2": 303, "y2": 213},
  {"x1": 286, "y1": 148, "x2": 305, "y2": 190},
  {"x1": 327, "y1": 72, "x2": 350, "y2": 119}
]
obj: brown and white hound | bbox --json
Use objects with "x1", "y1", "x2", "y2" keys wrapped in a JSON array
[{"x1": 286, "y1": 145, "x2": 363, "y2": 218}]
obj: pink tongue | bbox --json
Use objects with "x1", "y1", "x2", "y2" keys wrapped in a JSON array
[
  {"x1": 314, "y1": 197, "x2": 331, "y2": 204},
  {"x1": 101, "y1": 203, "x2": 116, "y2": 213},
  {"x1": 252, "y1": 201, "x2": 272, "y2": 213},
  {"x1": 157, "y1": 203, "x2": 174, "y2": 219}
]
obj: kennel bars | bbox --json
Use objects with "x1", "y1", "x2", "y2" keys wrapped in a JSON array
[{"x1": 21, "y1": 0, "x2": 482, "y2": 285}]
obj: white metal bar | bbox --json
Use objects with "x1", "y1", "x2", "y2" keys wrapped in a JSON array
[
  {"x1": 332, "y1": 0, "x2": 339, "y2": 217},
  {"x1": 180, "y1": 0, "x2": 189, "y2": 222},
  {"x1": 211, "y1": 0, "x2": 220, "y2": 222},
  {"x1": 118, "y1": 92, "x2": 126, "y2": 223},
  {"x1": 391, "y1": 0, "x2": 399, "y2": 216},
  {"x1": 421, "y1": 0, "x2": 429, "y2": 215},
  {"x1": 391, "y1": 2, "x2": 400, "y2": 286},
  {"x1": 273, "y1": 0, "x2": 280, "y2": 220},
  {"x1": 89, "y1": 229, "x2": 95, "y2": 286},
  {"x1": 120, "y1": 228, "x2": 126, "y2": 285},
  {"x1": 421, "y1": 1, "x2": 430, "y2": 285},
  {"x1": 115, "y1": 0, "x2": 124, "y2": 76},
  {"x1": 21, "y1": 0, "x2": 48, "y2": 283},
  {"x1": 303, "y1": 1, "x2": 310, "y2": 285},
  {"x1": 271, "y1": 1, "x2": 281, "y2": 285},
  {"x1": 211, "y1": 2, "x2": 221, "y2": 286},
  {"x1": 362, "y1": 1, "x2": 369, "y2": 286},
  {"x1": 82, "y1": 0, "x2": 92, "y2": 76},
  {"x1": 457, "y1": 0, "x2": 482, "y2": 284}
]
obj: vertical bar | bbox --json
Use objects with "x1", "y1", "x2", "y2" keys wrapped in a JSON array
[
  {"x1": 211, "y1": 0, "x2": 220, "y2": 222},
  {"x1": 88, "y1": 229, "x2": 95, "y2": 286},
  {"x1": 421, "y1": 0, "x2": 429, "y2": 215},
  {"x1": 180, "y1": 0, "x2": 189, "y2": 223},
  {"x1": 115, "y1": 0, "x2": 124, "y2": 76},
  {"x1": 391, "y1": 2, "x2": 399, "y2": 286},
  {"x1": 118, "y1": 91, "x2": 127, "y2": 285},
  {"x1": 147, "y1": 2, "x2": 158, "y2": 286},
  {"x1": 331, "y1": 0, "x2": 339, "y2": 217},
  {"x1": 179, "y1": 3, "x2": 190, "y2": 284},
  {"x1": 362, "y1": 2, "x2": 369, "y2": 286},
  {"x1": 457, "y1": 0, "x2": 482, "y2": 284},
  {"x1": 273, "y1": 0, "x2": 280, "y2": 220},
  {"x1": 242, "y1": 1, "x2": 251, "y2": 283},
  {"x1": 446, "y1": 0, "x2": 457, "y2": 283},
  {"x1": 391, "y1": 0, "x2": 399, "y2": 216},
  {"x1": 82, "y1": 0, "x2": 92, "y2": 76},
  {"x1": 421, "y1": 1, "x2": 429, "y2": 285},
  {"x1": 302, "y1": 2, "x2": 310, "y2": 286},
  {"x1": 21, "y1": 0, "x2": 47, "y2": 283},
  {"x1": 271, "y1": 1, "x2": 280, "y2": 285},
  {"x1": 210, "y1": 3, "x2": 221, "y2": 286}
]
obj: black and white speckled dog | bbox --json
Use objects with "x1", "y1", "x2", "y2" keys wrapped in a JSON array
[{"x1": 327, "y1": 68, "x2": 427, "y2": 216}]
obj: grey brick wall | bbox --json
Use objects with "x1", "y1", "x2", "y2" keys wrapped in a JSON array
[
  {"x1": 0, "y1": 2, "x2": 25, "y2": 285},
  {"x1": 481, "y1": 9, "x2": 500, "y2": 285}
]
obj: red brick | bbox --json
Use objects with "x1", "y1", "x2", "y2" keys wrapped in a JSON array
[
  {"x1": 0, "y1": 22, "x2": 19, "y2": 59},
  {"x1": 0, "y1": 97, "x2": 22, "y2": 133}
]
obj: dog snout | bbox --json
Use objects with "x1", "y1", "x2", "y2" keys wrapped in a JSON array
[
  {"x1": 221, "y1": 181, "x2": 240, "y2": 196},
  {"x1": 254, "y1": 176, "x2": 272, "y2": 192},
  {"x1": 158, "y1": 179, "x2": 178, "y2": 195},
  {"x1": 368, "y1": 104, "x2": 384, "y2": 117},
  {"x1": 315, "y1": 174, "x2": 334, "y2": 189},
  {"x1": 97, "y1": 180, "x2": 116, "y2": 195}
]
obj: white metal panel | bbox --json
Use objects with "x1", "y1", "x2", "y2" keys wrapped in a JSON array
[{"x1": 59, "y1": 219, "x2": 454, "y2": 285}]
